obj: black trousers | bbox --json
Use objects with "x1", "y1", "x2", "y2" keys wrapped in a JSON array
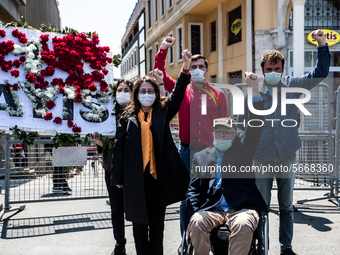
[
  {"x1": 105, "y1": 171, "x2": 126, "y2": 246},
  {"x1": 133, "y1": 171, "x2": 166, "y2": 255},
  {"x1": 53, "y1": 166, "x2": 68, "y2": 187}
]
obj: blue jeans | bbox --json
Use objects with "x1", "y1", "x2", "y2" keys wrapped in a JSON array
[
  {"x1": 179, "y1": 144, "x2": 197, "y2": 237},
  {"x1": 254, "y1": 154, "x2": 296, "y2": 250}
]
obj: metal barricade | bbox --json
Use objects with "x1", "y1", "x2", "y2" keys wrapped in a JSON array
[{"x1": 1, "y1": 136, "x2": 108, "y2": 220}]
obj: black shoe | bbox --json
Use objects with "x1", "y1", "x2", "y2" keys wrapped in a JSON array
[
  {"x1": 52, "y1": 186, "x2": 63, "y2": 193},
  {"x1": 111, "y1": 245, "x2": 126, "y2": 255},
  {"x1": 62, "y1": 186, "x2": 72, "y2": 193},
  {"x1": 281, "y1": 248, "x2": 298, "y2": 255}
]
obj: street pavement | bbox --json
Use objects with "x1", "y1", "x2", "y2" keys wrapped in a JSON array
[{"x1": 1, "y1": 189, "x2": 340, "y2": 255}]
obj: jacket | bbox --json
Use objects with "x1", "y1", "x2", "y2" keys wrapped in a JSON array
[
  {"x1": 111, "y1": 72, "x2": 191, "y2": 224},
  {"x1": 186, "y1": 100, "x2": 268, "y2": 225}
]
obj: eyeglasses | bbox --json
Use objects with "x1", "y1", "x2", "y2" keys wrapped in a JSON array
[
  {"x1": 138, "y1": 89, "x2": 155, "y2": 94},
  {"x1": 190, "y1": 64, "x2": 206, "y2": 70},
  {"x1": 215, "y1": 130, "x2": 235, "y2": 137}
]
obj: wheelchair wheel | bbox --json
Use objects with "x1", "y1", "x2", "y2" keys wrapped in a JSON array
[
  {"x1": 262, "y1": 214, "x2": 269, "y2": 255},
  {"x1": 186, "y1": 242, "x2": 194, "y2": 255}
]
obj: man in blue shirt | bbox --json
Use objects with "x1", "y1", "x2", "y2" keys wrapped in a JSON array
[
  {"x1": 186, "y1": 73, "x2": 267, "y2": 255},
  {"x1": 237, "y1": 29, "x2": 330, "y2": 255}
]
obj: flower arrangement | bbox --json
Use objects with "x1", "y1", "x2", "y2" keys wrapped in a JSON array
[{"x1": 0, "y1": 19, "x2": 120, "y2": 148}]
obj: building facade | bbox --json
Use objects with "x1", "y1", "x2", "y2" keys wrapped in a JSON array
[
  {"x1": 121, "y1": 0, "x2": 146, "y2": 83},
  {"x1": 0, "y1": 0, "x2": 61, "y2": 28},
  {"x1": 143, "y1": 0, "x2": 339, "y2": 127}
]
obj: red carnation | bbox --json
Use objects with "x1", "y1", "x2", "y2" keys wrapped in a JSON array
[
  {"x1": 100, "y1": 87, "x2": 109, "y2": 92},
  {"x1": 102, "y1": 68, "x2": 108, "y2": 75},
  {"x1": 53, "y1": 117, "x2": 62, "y2": 125},
  {"x1": 46, "y1": 101, "x2": 56, "y2": 110},
  {"x1": 10, "y1": 69, "x2": 20, "y2": 78},
  {"x1": 19, "y1": 36, "x2": 28, "y2": 44},
  {"x1": 72, "y1": 125, "x2": 82, "y2": 133},
  {"x1": 59, "y1": 85, "x2": 64, "y2": 93},
  {"x1": 88, "y1": 83, "x2": 97, "y2": 92},
  {"x1": 44, "y1": 112, "x2": 53, "y2": 121},
  {"x1": 12, "y1": 83, "x2": 20, "y2": 91},
  {"x1": 40, "y1": 34, "x2": 49, "y2": 42},
  {"x1": 67, "y1": 119, "x2": 74, "y2": 127},
  {"x1": 12, "y1": 29, "x2": 19, "y2": 37},
  {"x1": 19, "y1": 55, "x2": 26, "y2": 62},
  {"x1": 0, "y1": 30, "x2": 6, "y2": 38},
  {"x1": 13, "y1": 59, "x2": 22, "y2": 68},
  {"x1": 26, "y1": 73, "x2": 36, "y2": 83}
]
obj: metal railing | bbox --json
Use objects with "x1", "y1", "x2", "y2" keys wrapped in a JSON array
[{"x1": 0, "y1": 135, "x2": 108, "y2": 220}]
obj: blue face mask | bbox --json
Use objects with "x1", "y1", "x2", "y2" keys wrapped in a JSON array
[
  {"x1": 264, "y1": 71, "x2": 282, "y2": 86},
  {"x1": 213, "y1": 138, "x2": 232, "y2": 152}
]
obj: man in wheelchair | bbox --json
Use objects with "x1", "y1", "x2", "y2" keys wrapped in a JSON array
[{"x1": 185, "y1": 73, "x2": 268, "y2": 255}]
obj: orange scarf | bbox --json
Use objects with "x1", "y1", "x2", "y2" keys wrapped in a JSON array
[{"x1": 138, "y1": 108, "x2": 157, "y2": 179}]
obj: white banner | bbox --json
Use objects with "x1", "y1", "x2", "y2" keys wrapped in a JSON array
[{"x1": 0, "y1": 26, "x2": 115, "y2": 135}]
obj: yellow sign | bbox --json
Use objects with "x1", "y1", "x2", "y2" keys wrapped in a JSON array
[
  {"x1": 231, "y1": 19, "x2": 242, "y2": 36},
  {"x1": 307, "y1": 29, "x2": 340, "y2": 46}
]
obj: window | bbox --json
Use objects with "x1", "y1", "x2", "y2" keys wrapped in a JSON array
[
  {"x1": 147, "y1": 0, "x2": 152, "y2": 30},
  {"x1": 211, "y1": 75, "x2": 217, "y2": 83},
  {"x1": 155, "y1": 42, "x2": 159, "y2": 54},
  {"x1": 176, "y1": 24, "x2": 183, "y2": 61},
  {"x1": 189, "y1": 22, "x2": 203, "y2": 55},
  {"x1": 168, "y1": 31, "x2": 174, "y2": 65},
  {"x1": 148, "y1": 47, "x2": 153, "y2": 72},
  {"x1": 154, "y1": 0, "x2": 158, "y2": 23},
  {"x1": 290, "y1": 0, "x2": 340, "y2": 30},
  {"x1": 134, "y1": 51, "x2": 137, "y2": 66},
  {"x1": 211, "y1": 21, "x2": 216, "y2": 52},
  {"x1": 168, "y1": 0, "x2": 173, "y2": 11},
  {"x1": 161, "y1": 0, "x2": 165, "y2": 17},
  {"x1": 139, "y1": 28, "x2": 145, "y2": 46},
  {"x1": 229, "y1": 71, "x2": 242, "y2": 85},
  {"x1": 228, "y1": 6, "x2": 242, "y2": 45},
  {"x1": 139, "y1": 12, "x2": 145, "y2": 30},
  {"x1": 140, "y1": 46, "x2": 145, "y2": 63}
]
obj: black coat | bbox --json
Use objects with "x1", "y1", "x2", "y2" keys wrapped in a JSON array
[
  {"x1": 111, "y1": 72, "x2": 191, "y2": 224},
  {"x1": 186, "y1": 100, "x2": 268, "y2": 225}
]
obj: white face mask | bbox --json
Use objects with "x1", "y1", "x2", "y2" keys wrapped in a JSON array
[
  {"x1": 190, "y1": 69, "x2": 206, "y2": 83},
  {"x1": 139, "y1": 94, "x2": 156, "y2": 107},
  {"x1": 116, "y1": 92, "x2": 131, "y2": 106},
  {"x1": 264, "y1": 71, "x2": 282, "y2": 86}
]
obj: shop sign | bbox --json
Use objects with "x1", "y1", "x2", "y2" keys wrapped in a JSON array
[{"x1": 307, "y1": 29, "x2": 340, "y2": 46}]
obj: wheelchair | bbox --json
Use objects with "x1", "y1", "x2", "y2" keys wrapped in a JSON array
[{"x1": 180, "y1": 212, "x2": 268, "y2": 255}]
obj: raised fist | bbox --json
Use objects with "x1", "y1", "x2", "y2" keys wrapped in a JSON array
[
  {"x1": 311, "y1": 29, "x2": 326, "y2": 47},
  {"x1": 160, "y1": 36, "x2": 176, "y2": 50},
  {"x1": 153, "y1": 68, "x2": 164, "y2": 84},
  {"x1": 182, "y1": 49, "x2": 192, "y2": 70}
]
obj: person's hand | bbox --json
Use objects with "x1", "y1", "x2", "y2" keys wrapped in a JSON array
[
  {"x1": 311, "y1": 29, "x2": 326, "y2": 47},
  {"x1": 182, "y1": 49, "x2": 192, "y2": 70},
  {"x1": 186, "y1": 226, "x2": 190, "y2": 246},
  {"x1": 160, "y1": 36, "x2": 176, "y2": 50},
  {"x1": 244, "y1": 72, "x2": 260, "y2": 97},
  {"x1": 153, "y1": 68, "x2": 164, "y2": 84},
  {"x1": 90, "y1": 132, "x2": 103, "y2": 147},
  {"x1": 117, "y1": 185, "x2": 123, "y2": 188}
]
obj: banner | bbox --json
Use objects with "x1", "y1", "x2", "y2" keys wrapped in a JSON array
[{"x1": 0, "y1": 26, "x2": 115, "y2": 135}]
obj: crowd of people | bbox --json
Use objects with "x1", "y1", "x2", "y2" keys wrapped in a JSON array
[{"x1": 92, "y1": 29, "x2": 329, "y2": 255}]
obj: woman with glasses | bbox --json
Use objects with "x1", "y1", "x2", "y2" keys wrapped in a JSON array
[
  {"x1": 91, "y1": 79, "x2": 133, "y2": 255},
  {"x1": 111, "y1": 50, "x2": 192, "y2": 255}
]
